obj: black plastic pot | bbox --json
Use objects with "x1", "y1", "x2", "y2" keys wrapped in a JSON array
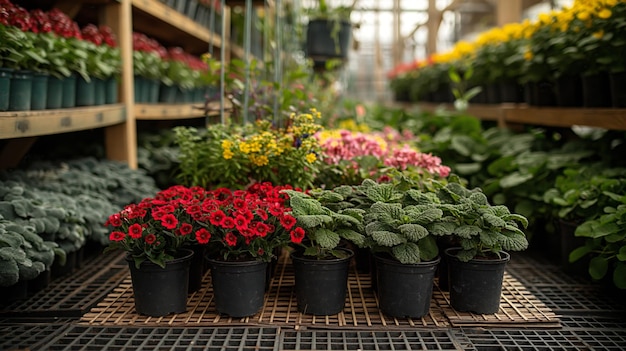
[
  {"x1": 609, "y1": 71, "x2": 626, "y2": 108},
  {"x1": 291, "y1": 249, "x2": 353, "y2": 315},
  {"x1": 445, "y1": 247, "x2": 510, "y2": 314},
  {"x1": 127, "y1": 249, "x2": 193, "y2": 317},
  {"x1": 207, "y1": 258, "x2": 267, "y2": 318},
  {"x1": 555, "y1": 74, "x2": 583, "y2": 107},
  {"x1": 306, "y1": 19, "x2": 351, "y2": 60},
  {"x1": 525, "y1": 81, "x2": 556, "y2": 106},
  {"x1": 582, "y1": 72, "x2": 612, "y2": 107},
  {"x1": 187, "y1": 244, "x2": 206, "y2": 293},
  {"x1": 374, "y1": 253, "x2": 440, "y2": 318},
  {"x1": 500, "y1": 81, "x2": 524, "y2": 103}
]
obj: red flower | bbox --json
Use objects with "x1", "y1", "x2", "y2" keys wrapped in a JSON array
[
  {"x1": 109, "y1": 231, "x2": 125, "y2": 241},
  {"x1": 220, "y1": 216, "x2": 235, "y2": 229},
  {"x1": 290, "y1": 227, "x2": 305, "y2": 244},
  {"x1": 128, "y1": 223, "x2": 143, "y2": 239},
  {"x1": 234, "y1": 214, "x2": 249, "y2": 231},
  {"x1": 209, "y1": 210, "x2": 226, "y2": 225},
  {"x1": 107, "y1": 214, "x2": 122, "y2": 227},
  {"x1": 195, "y1": 228, "x2": 211, "y2": 244},
  {"x1": 178, "y1": 222, "x2": 193, "y2": 235},
  {"x1": 255, "y1": 208, "x2": 268, "y2": 221},
  {"x1": 225, "y1": 232, "x2": 238, "y2": 246},
  {"x1": 161, "y1": 214, "x2": 178, "y2": 230},
  {"x1": 279, "y1": 214, "x2": 297, "y2": 230},
  {"x1": 186, "y1": 204, "x2": 202, "y2": 215},
  {"x1": 144, "y1": 233, "x2": 157, "y2": 245},
  {"x1": 233, "y1": 198, "x2": 246, "y2": 210}
]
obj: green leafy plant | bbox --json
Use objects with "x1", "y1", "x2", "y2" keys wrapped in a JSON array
[
  {"x1": 569, "y1": 179, "x2": 626, "y2": 289},
  {"x1": 0, "y1": 219, "x2": 61, "y2": 287},
  {"x1": 544, "y1": 167, "x2": 626, "y2": 223},
  {"x1": 284, "y1": 187, "x2": 366, "y2": 260},
  {"x1": 436, "y1": 180, "x2": 529, "y2": 262},
  {"x1": 360, "y1": 180, "x2": 446, "y2": 264}
]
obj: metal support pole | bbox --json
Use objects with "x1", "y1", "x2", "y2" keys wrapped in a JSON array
[
  {"x1": 243, "y1": 0, "x2": 253, "y2": 124},
  {"x1": 220, "y1": 0, "x2": 226, "y2": 124},
  {"x1": 273, "y1": 0, "x2": 282, "y2": 126}
]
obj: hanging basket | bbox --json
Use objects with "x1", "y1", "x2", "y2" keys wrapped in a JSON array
[{"x1": 305, "y1": 19, "x2": 351, "y2": 62}]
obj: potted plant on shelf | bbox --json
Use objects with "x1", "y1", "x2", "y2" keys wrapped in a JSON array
[
  {"x1": 439, "y1": 180, "x2": 529, "y2": 314},
  {"x1": 104, "y1": 185, "x2": 210, "y2": 317},
  {"x1": 356, "y1": 179, "x2": 449, "y2": 319},
  {"x1": 283, "y1": 187, "x2": 366, "y2": 315},
  {"x1": 201, "y1": 182, "x2": 300, "y2": 318},
  {"x1": 304, "y1": 0, "x2": 357, "y2": 65}
]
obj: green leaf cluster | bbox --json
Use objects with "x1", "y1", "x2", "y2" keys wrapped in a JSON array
[
  {"x1": 284, "y1": 188, "x2": 365, "y2": 260},
  {"x1": 569, "y1": 186, "x2": 626, "y2": 290}
]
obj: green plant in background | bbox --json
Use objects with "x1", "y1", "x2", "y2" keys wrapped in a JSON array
[
  {"x1": 284, "y1": 188, "x2": 366, "y2": 259},
  {"x1": 0, "y1": 219, "x2": 62, "y2": 287},
  {"x1": 448, "y1": 65, "x2": 482, "y2": 112},
  {"x1": 570, "y1": 192, "x2": 626, "y2": 289},
  {"x1": 543, "y1": 167, "x2": 626, "y2": 223}
]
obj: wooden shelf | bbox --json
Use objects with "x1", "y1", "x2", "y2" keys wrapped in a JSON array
[
  {"x1": 135, "y1": 103, "x2": 205, "y2": 120},
  {"x1": 0, "y1": 104, "x2": 126, "y2": 139},
  {"x1": 505, "y1": 107, "x2": 626, "y2": 131},
  {"x1": 135, "y1": 101, "x2": 228, "y2": 120},
  {"x1": 131, "y1": 0, "x2": 223, "y2": 53},
  {"x1": 415, "y1": 103, "x2": 626, "y2": 131}
]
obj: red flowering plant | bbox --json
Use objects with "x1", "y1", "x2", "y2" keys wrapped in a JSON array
[
  {"x1": 105, "y1": 185, "x2": 212, "y2": 268},
  {"x1": 201, "y1": 182, "x2": 302, "y2": 262}
]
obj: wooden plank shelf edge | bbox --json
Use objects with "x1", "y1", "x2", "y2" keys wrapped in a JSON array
[
  {"x1": 134, "y1": 101, "x2": 230, "y2": 120},
  {"x1": 411, "y1": 103, "x2": 626, "y2": 131},
  {"x1": 131, "y1": 0, "x2": 223, "y2": 48},
  {"x1": 0, "y1": 104, "x2": 127, "y2": 139}
]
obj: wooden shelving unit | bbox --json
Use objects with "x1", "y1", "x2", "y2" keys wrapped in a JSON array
[
  {"x1": 0, "y1": 105, "x2": 126, "y2": 139},
  {"x1": 1, "y1": 0, "x2": 232, "y2": 170},
  {"x1": 416, "y1": 103, "x2": 626, "y2": 131}
]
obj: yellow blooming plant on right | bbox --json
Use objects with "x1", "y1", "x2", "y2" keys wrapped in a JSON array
[{"x1": 174, "y1": 109, "x2": 323, "y2": 190}]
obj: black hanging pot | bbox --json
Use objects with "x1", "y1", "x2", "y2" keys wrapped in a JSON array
[
  {"x1": 290, "y1": 248, "x2": 353, "y2": 315},
  {"x1": 374, "y1": 253, "x2": 440, "y2": 318},
  {"x1": 306, "y1": 19, "x2": 351, "y2": 61},
  {"x1": 445, "y1": 247, "x2": 510, "y2": 314},
  {"x1": 207, "y1": 257, "x2": 268, "y2": 318},
  {"x1": 127, "y1": 249, "x2": 193, "y2": 317}
]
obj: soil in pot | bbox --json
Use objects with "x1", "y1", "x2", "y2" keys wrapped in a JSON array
[{"x1": 445, "y1": 248, "x2": 510, "y2": 314}]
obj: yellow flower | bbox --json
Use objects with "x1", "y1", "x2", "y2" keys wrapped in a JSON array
[
  {"x1": 593, "y1": 30, "x2": 604, "y2": 39},
  {"x1": 598, "y1": 8, "x2": 612, "y2": 19},
  {"x1": 221, "y1": 139, "x2": 233, "y2": 149},
  {"x1": 577, "y1": 11, "x2": 590, "y2": 21},
  {"x1": 305, "y1": 153, "x2": 317, "y2": 164},
  {"x1": 250, "y1": 155, "x2": 269, "y2": 166},
  {"x1": 524, "y1": 49, "x2": 534, "y2": 61},
  {"x1": 222, "y1": 149, "x2": 234, "y2": 160}
]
